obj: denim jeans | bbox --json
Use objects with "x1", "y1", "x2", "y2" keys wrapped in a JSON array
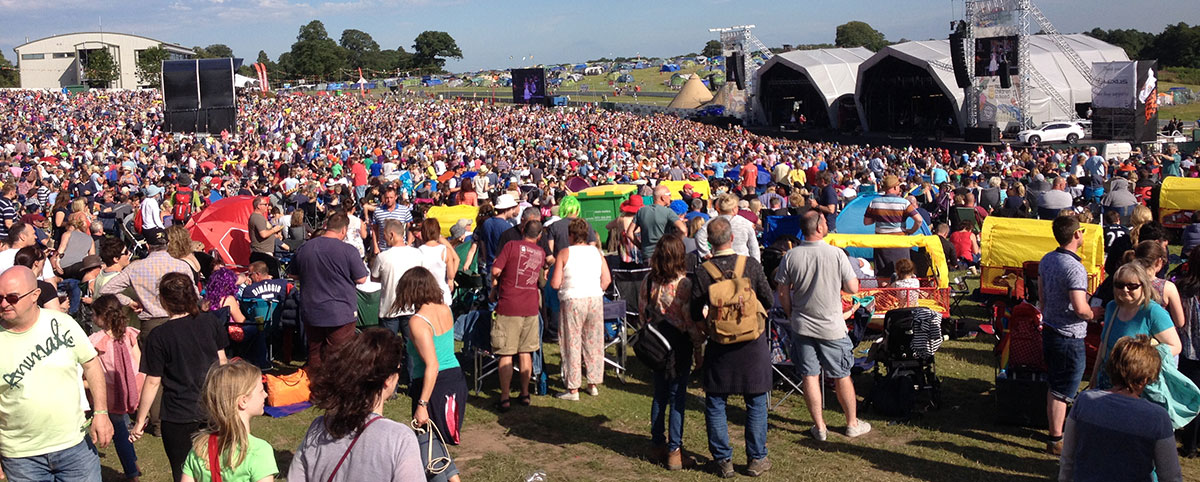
[
  {"x1": 380, "y1": 315, "x2": 412, "y2": 336},
  {"x1": 1043, "y1": 329, "x2": 1086, "y2": 403},
  {"x1": 705, "y1": 392, "x2": 769, "y2": 462},
  {"x1": 0, "y1": 438, "x2": 101, "y2": 482},
  {"x1": 58, "y1": 278, "x2": 81, "y2": 317},
  {"x1": 651, "y1": 366, "x2": 691, "y2": 451},
  {"x1": 109, "y1": 413, "x2": 140, "y2": 478}
]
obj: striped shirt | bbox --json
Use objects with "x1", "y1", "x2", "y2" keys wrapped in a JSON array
[
  {"x1": 97, "y1": 251, "x2": 195, "y2": 320},
  {"x1": 372, "y1": 203, "x2": 412, "y2": 249},
  {"x1": 0, "y1": 197, "x2": 15, "y2": 238},
  {"x1": 864, "y1": 195, "x2": 915, "y2": 235}
]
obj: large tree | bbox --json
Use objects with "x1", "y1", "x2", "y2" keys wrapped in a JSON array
[
  {"x1": 835, "y1": 21, "x2": 888, "y2": 52},
  {"x1": 287, "y1": 20, "x2": 345, "y2": 79},
  {"x1": 135, "y1": 46, "x2": 171, "y2": 87},
  {"x1": 1149, "y1": 22, "x2": 1200, "y2": 68},
  {"x1": 340, "y1": 28, "x2": 380, "y2": 69},
  {"x1": 0, "y1": 52, "x2": 18, "y2": 88},
  {"x1": 412, "y1": 31, "x2": 462, "y2": 73},
  {"x1": 702, "y1": 40, "x2": 723, "y2": 58},
  {"x1": 193, "y1": 44, "x2": 235, "y2": 59},
  {"x1": 83, "y1": 49, "x2": 118, "y2": 88}
]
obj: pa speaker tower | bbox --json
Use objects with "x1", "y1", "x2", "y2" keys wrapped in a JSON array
[
  {"x1": 949, "y1": 31, "x2": 971, "y2": 89},
  {"x1": 161, "y1": 58, "x2": 240, "y2": 134},
  {"x1": 727, "y1": 53, "x2": 746, "y2": 90}
]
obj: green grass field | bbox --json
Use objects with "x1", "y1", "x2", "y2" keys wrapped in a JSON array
[{"x1": 96, "y1": 272, "x2": 1200, "y2": 481}]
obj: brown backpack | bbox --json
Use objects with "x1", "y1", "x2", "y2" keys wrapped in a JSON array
[{"x1": 701, "y1": 256, "x2": 767, "y2": 344}]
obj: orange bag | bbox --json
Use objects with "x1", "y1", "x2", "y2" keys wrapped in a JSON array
[{"x1": 264, "y1": 369, "x2": 310, "y2": 407}]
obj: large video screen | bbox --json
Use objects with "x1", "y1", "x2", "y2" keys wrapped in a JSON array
[
  {"x1": 511, "y1": 68, "x2": 547, "y2": 105},
  {"x1": 974, "y1": 36, "x2": 1019, "y2": 77}
]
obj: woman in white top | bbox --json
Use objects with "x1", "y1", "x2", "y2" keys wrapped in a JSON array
[
  {"x1": 343, "y1": 203, "x2": 368, "y2": 259},
  {"x1": 417, "y1": 218, "x2": 459, "y2": 306},
  {"x1": 550, "y1": 218, "x2": 612, "y2": 400}
]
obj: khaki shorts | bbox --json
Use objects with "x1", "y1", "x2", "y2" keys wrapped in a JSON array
[{"x1": 491, "y1": 315, "x2": 540, "y2": 356}]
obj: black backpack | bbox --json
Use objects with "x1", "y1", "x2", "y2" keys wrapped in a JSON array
[{"x1": 870, "y1": 374, "x2": 916, "y2": 417}]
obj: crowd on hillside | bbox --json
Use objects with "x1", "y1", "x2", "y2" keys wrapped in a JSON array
[{"x1": 0, "y1": 87, "x2": 1198, "y2": 480}]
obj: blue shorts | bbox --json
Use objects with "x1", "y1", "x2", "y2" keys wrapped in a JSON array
[
  {"x1": 792, "y1": 334, "x2": 853, "y2": 379},
  {"x1": 1042, "y1": 330, "x2": 1086, "y2": 403}
]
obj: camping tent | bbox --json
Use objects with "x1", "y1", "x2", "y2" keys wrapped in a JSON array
[
  {"x1": 573, "y1": 64, "x2": 587, "y2": 71},
  {"x1": 617, "y1": 73, "x2": 635, "y2": 83},
  {"x1": 584, "y1": 66, "x2": 604, "y2": 76},
  {"x1": 606, "y1": 72, "x2": 620, "y2": 81},
  {"x1": 681, "y1": 60, "x2": 697, "y2": 69},
  {"x1": 660, "y1": 64, "x2": 680, "y2": 72},
  {"x1": 669, "y1": 73, "x2": 688, "y2": 87},
  {"x1": 667, "y1": 75, "x2": 714, "y2": 109}
]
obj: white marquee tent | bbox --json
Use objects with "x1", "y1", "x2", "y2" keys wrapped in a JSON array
[
  {"x1": 754, "y1": 47, "x2": 873, "y2": 127},
  {"x1": 851, "y1": 34, "x2": 1129, "y2": 132}
]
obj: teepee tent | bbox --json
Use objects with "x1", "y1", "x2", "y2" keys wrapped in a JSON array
[{"x1": 668, "y1": 76, "x2": 714, "y2": 109}]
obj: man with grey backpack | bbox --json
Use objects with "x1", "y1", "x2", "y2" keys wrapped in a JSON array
[{"x1": 690, "y1": 217, "x2": 773, "y2": 478}]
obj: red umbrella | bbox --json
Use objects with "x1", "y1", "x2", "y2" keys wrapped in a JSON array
[{"x1": 185, "y1": 195, "x2": 255, "y2": 267}]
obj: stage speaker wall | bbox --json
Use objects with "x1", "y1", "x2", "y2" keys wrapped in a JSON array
[
  {"x1": 999, "y1": 61, "x2": 1012, "y2": 89},
  {"x1": 197, "y1": 58, "x2": 235, "y2": 108},
  {"x1": 162, "y1": 58, "x2": 240, "y2": 134},
  {"x1": 964, "y1": 126, "x2": 1000, "y2": 142},
  {"x1": 949, "y1": 31, "x2": 971, "y2": 89},
  {"x1": 727, "y1": 53, "x2": 746, "y2": 90},
  {"x1": 162, "y1": 62, "x2": 199, "y2": 111}
]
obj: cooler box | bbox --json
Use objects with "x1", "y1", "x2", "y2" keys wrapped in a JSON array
[{"x1": 576, "y1": 184, "x2": 638, "y2": 241}]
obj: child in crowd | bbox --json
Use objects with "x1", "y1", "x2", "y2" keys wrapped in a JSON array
[
  {"x1": 948, "y1": 223, "x2": 980, "y2": 275},
  {"x1": 892, "y1": 258, "x2": 920, "y2": 308},
  {"x1": 181, "y1": 360, "x2": 277, "y2": 482},
  {"x1": 88, "y1": 294, "x2": 143, "y2": 482}
]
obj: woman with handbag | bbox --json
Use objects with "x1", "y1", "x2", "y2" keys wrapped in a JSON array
[
  {"x1": 288, "y1": 328, "x2": 424, "y2": 481},
  {"x1": 1090, "y1": 264, "x2": 1182, "y2": 389},
  {"x1": 180, "y1": 360, "x2": 277, "y2": 482},
  {"x1": 394, "y1": 267, "x2": 468, "y2": 482},
  {"x1": 638, "y1": 234, "x2": 705, "y2": 470},
  {"x1": 550, "y1": 218, "x2": 612, "y2": 401}
]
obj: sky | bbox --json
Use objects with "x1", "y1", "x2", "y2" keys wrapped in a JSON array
[{"x1": 2, "y1": 0, "x2": 1197, "y2": 74}]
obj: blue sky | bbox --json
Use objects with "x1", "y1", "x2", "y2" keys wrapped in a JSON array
[{"x1": 2, "y1": 0, "x2": 1196, "y2": 73}]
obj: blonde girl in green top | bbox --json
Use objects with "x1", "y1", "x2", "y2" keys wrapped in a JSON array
[{"x1": 181, "y1": 360, "x2": 277, "y2": 482}]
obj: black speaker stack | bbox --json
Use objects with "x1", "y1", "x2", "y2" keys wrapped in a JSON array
[
  {"x1": 949, "y1": 31, "x2": 971, "y2": 89},
  {"x1": 964, "y1": 126, "x2": 1001, "y2": 143},
  {"x1": 727, "y1": 52, "x2": 746, "y2": 90},
  {"x1": 162, "y1": 58, "x2": 239, "y2": 134}
]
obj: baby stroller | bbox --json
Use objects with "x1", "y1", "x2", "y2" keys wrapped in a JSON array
[{"x1": 867, "y1": 307, "x2": 943, "y2": 417}]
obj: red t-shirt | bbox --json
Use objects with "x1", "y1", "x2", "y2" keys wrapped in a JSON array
[
  {"x1": 949, "y1": 231, "x2": 976, "y2": 259},
  {"x1": 493, "y1": 240, "x2": 545, "y2": 317},
  {"x1": 740, "y1": 164, "x2": 758, "y2": 188},
  {"x1": 351, "y1": 163, "x2": 367, "y2": 186}
]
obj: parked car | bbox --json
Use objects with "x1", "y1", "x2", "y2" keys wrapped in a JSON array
[{"x1": 1017, "y1": 122, "x2": 1086, "y2": 145}]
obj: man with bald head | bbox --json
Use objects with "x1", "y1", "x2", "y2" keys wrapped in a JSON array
[
  {"x1": 0, "y1": 266, "x2": 113, "y2": 480},
  {"x1": 627, "y1": 184, "x2": 687, "y2": 260}
]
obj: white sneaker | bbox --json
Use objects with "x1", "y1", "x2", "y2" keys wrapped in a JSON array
[
  {"x1": 846, "y1": 421, "x2": 872, "y2": 438},
  {"x1": 556, "y1": 391, "x2": 579, "y2": 401},
  {"x1": 809, "y1": 425, "x2": 827, "y2": 442},
  {"x1": 586, "y1": 385, "x2": 599, "y2": 397}
]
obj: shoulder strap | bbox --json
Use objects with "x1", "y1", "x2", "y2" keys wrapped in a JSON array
[
  {"x1": 412, "y1": 313, "x2": 436, "y2": 331},
  {"x1": 208, "y1": 433, "x2": 224, "y2": 482},
  {"x1": 733, "y1": 256, "x2": 747, "y2": 278},
  {"x1": 327, "y1": 416, "x2": 383, "y2": 482},
  {"x1": 701, "y1": 260, "x2": 723, "y2": 281}
]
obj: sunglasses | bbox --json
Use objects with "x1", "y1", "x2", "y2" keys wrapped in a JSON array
[
  {"x1": 0, "y1": 288, "x2": 38, "y2": 306},
  {"x1": 1115, "y1": 282, "x2": 1142, "y2": 291}
]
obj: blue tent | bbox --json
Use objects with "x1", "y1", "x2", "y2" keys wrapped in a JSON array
[
  {"x1": 660, "y1": 64, "x2": 680, "y2": 72},
  {"x1": 573, "y1": 64, "x2": 587, "y2": 71},
  {"x1": 634, "y1": 62, "x2": 647, "y2": 69},
  {"x1": 835, "y1": 193, "x2": 932, "y2": 258},
  {"x1": 617, "y1": 73, "x2": 634, "y2": 83}
]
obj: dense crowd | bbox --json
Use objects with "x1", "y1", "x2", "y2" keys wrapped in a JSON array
[{"x1": 0, "y1": 87, "x2": 1199, "y2": 480}]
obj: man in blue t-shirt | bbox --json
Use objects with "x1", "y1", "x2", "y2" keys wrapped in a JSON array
[
  {"x1": 480, "y1": 194, "x2": 520, "y2": 275},
  {"x1": 287, "y1": 212, "x2": 369, "y2": 370},
  {"x1": 1038, "y1": 215, "x2": 1095, "y2": 456}
]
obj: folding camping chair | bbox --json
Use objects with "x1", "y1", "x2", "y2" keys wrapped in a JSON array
[
  {"x1": 604, "y1": 255, "x2": 651, "y2": 382},
  {"x1": 766, "y1": 306, "x2": 823, "y2": 411},
  {"x1": 233, "y1": 297, "x2": 283, "y2": 369}
]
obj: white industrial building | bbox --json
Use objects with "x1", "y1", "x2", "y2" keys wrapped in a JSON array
[{"x1": 14, "y1": 32, "x2": 193, "y2": 90}]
